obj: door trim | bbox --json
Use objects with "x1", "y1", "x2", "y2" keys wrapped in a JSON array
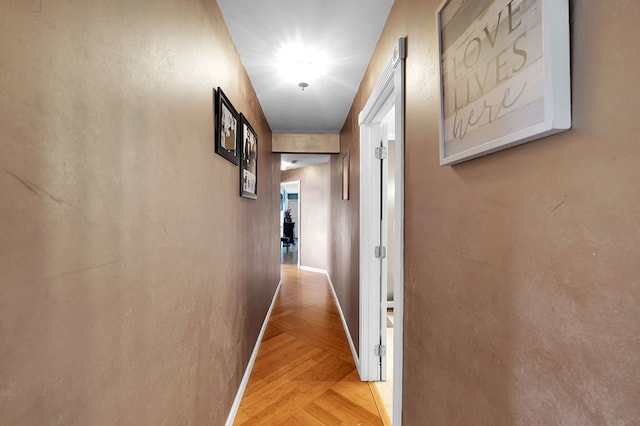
[
  {"x1": 358, "y1": 123, "x2": 384, "y2": 381},
  {"x1": 280, "y1": 180, "x2": 301, "y2": 268},
  {"x1": 358, "y1": 37, "x2": 406, "y2": 425}
]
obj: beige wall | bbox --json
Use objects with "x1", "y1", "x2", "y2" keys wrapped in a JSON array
[
  {"x1": 282, "y1": 163, "x2": 330, "y2": 270},
  {"x1": 0, "y1": 1, "x2": 280, "y2": 424},
  {"x1": 329, "y1": 134, "x2": 361, "y2": 351},
  {"x1": 333, "y1": 0, "x2": 640, "y2": 424},
  {"x1": 272, "y1": 133, "x2": 340, "y2": 153}
]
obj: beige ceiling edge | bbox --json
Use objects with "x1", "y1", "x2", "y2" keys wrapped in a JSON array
[{"x1": 272, "y1": 133, "x2": 340, "y2": 153}]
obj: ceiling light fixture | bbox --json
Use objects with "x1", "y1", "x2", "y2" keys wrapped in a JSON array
[{"x1": 276, "y1": 41, "x2": 328, "y2": 90}]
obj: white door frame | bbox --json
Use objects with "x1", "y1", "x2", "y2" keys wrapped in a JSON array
[
  {"x1": 358, "y1": 37, "x2": 406, "y2": 425},
  {"x1": 281, "y1": 180, "x2": 301, "y2": 269}
]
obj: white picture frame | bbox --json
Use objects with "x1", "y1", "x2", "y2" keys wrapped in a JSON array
[{"x1": 436, "y1": 0, "x2": 571, "y2": 165}]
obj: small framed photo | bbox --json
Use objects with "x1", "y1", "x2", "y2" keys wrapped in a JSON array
[
  {"x1": 436, "y1": 0, "x2": 571, "y2": 165},
  {"x1": 239, "y1": 114, "x2": 258, "y2": 199},
  {"x1": 342, "y1": 151, "x2": 350, "y2": 200},
  {"x1": 214, "y1": 87, "x2": 240, "y2": 165}
]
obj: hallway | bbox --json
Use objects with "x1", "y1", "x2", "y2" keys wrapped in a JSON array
[
  {"x1": 234, "y1": 266, "x2": 389, "y2": 425},
  {"x1": 280, "y1": 239, "x2": 298, "y2": 265}
]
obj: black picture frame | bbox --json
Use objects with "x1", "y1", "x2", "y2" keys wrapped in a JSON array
[
  {"x1": 214, "y1": 87, "x2": 240, "y2": 165},
  {"x1": 239, "y1": 114, "x2": 258, "y2": 199}
]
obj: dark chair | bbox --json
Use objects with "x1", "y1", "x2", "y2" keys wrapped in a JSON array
[{"x1": 282, "y1": 222, "x2": 295, "y2": 248}]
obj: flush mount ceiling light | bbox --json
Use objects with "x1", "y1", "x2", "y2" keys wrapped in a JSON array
[{"x1": 276, "y1": 41, "x2": 328, "y2": 91}]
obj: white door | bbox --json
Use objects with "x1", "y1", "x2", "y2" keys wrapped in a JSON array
[
  {"x1": 359, "y1": 122, "x2": 389, "y2": 382},
  {"x1": 378, "y1": 126, "x2": 390, "y2": 381},
  {"x1": 359, "y1": 37, "x2": 406, "y2": 425}
]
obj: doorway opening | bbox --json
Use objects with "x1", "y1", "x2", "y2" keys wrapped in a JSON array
[
  {"x1": 280, "y1": 181, "x2": 300, "y2": 267},
  {"x1": 280, "y1": 153, "x2": 331, "y2": 271},
  {"x1": 375, "y1": 106, "x2": 397, "y2": 419},
  {"x1": 359, "y1": 38, "x2": 405, "y2": 425}
]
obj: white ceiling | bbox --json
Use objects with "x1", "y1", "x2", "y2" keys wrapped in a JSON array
[
  {"x1": 281, "y1": 153, "x2": 330, "y2": 171},
  {"x1": 217, "y1": 0, "x2": 394, "y2": 134},
  {"x1": 281, "y1": 181, "x2": 299, "y2": 194}
]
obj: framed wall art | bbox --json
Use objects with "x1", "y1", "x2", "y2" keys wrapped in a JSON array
[
  {"x1": 214, "y1": 87, "x2": 240, "y2": 165},
  {"x1": 342, "y1": 151, "x2": 350, "y2": 200},
  {"x1": 239, "y1": 114, "x2": 258, "y2": 199},
  {"x1": 436, "y1": 0, "x2": 571, "y2": 165}
]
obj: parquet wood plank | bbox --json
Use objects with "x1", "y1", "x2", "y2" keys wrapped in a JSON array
[
  {"x1": 234, "y1": 265, "x2": 386, "y2": 425},
  {"x1": 310, "y1": 389, "x2": 383, "y2": 425},
  {"x1": 243, "y1": 358, "x2": 355, "y2": 423},
  {"x1": 285, "y1": 410, "x2": 328, "y2": 426},
  {"x1": 299, "y1": 403, "x2": 345, "y2": 425},
  {"x1": 240, "y1": 358, "x2": 320, "y2": 412},
  {"x1": 331, "y1": 370, "x2": 381, "y2": 417},
  {"x1": 249, "y1": 339, "x2": 322, "y2": 380}
]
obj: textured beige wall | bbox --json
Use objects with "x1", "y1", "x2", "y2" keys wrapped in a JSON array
[
  {"x1": 334, "y1": 0, "x2": 640, "y2": 424},
  {"x1": 272, "y1": 133, "x2": 340, "y2": 153},
  {"x1": 282, "y1": 163, "x2": 330, "y2": 271},
  {"x1": 0, "y1": 1, "x2": 280, "y2": 424},
  {"x1": 329, "y1": 134, "x2": 360, "y2": 352}
]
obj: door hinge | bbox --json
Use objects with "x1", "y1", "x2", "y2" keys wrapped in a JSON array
[
  {"x1": 375, "y1": 146, "x2": 387, "y2": 160},
  {"x1": 374, "y1": 246, "x2": 387, "y2": 259},
  {"x1": 374, "y1": 344, "x2": 386, "y2": 357}
]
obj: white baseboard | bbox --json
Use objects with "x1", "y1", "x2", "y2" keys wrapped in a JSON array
[
  {"x1": 325, "y1": 272, "x2": 360, "y2": 373},
  {"x1": 225, "y1": 280, "x2": 282, "y2": 426},
  {"x1": 299, "y1": 265, "x2": 328, "y2": 274}
]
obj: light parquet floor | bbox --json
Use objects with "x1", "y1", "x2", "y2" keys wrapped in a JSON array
[{"x1": 234, "y1": 265, "x2": 390, "y2": 425}]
